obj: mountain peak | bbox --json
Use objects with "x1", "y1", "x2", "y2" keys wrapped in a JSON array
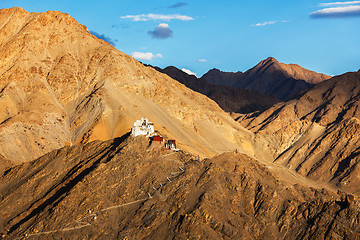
[
  {"x1": 2, "y1": 6, "x2": 27, "y2": 13},
  {"x1": 264, "y1": 57, "x2": 279, "y2": 63},
  {"x1": 253, "y1": 57, "x2": 330, "y2": 84},
  {"x1": 232, "y1": 57, "x2": 331, "y2": 100},
  {"x1": 207, "y1": 68, "x2": 221, "y2": 73},
  {"x1": 255, "y1": 57, "x2": 280, "y2": 69}
]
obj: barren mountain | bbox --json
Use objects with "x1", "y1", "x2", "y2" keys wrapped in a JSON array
[
  {"x1": 154, "y1": 66, "x2": 279, "y2": 113},
  {"x1": 1, "y1": 134, "x2": 359, "y2": 239},
  {"x1": 237, "y1": 71, "x2": 360, "y2": 194},
  {"x1": 227, "y1": 57, "x2": 331, "y2": 100},
  {"x1": 201, "y1": 68, "x2": 243, "y2": 86},
  {"x1": 0, "y1": 7, "x2": 255, "y2": 163}
]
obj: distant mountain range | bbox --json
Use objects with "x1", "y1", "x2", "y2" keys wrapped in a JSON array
[
  {"x1": 151, "y1": 65, "x2": 279, "y2": 114},
  {"x1": 152, "y1": 57, "x2": 330, "y2": 114},
  {"x1": 202, "y1": 57, "x2": 330, "y2": 101}
]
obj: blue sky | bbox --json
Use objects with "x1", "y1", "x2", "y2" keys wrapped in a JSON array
[{"x1": 1, "y1": 0, "x2": 359, "y2": 77}]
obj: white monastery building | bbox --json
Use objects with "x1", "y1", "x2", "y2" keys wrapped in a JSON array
[{"x1": 131, "y1": 117, "x2": 155, "y2": 137}]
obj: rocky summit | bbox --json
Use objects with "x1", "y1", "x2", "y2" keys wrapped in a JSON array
[{"x1": 206, "y1": 57, "x2": 331, "y2": 101}]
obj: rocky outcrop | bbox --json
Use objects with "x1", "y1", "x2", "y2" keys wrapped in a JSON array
[
  {"x1": 237, "y1": 71, "x2": 360, "y2": 194},
  {"x1": 0, "y1": 7, "x2": 255, "y2": 163},
  {"x1": 154, "y1": 66, "x2": 279, "y2": 113},
  {"x1": 1, "y1": 134, "x2": 359, "y2": 239}
]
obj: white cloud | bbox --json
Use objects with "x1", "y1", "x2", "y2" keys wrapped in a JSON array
[
  {"x1": 311, "y1": 5, "x2": 360, "y2": 17},
  {"x1": 196, "y1": 59, "x2": 208, "y2": 62},
  {"x1": 181, "y1": 68, "x2": 197, "y2": 77},
  {"x1": 131, "y1": 52, "x2": 163, "y2": 61},
  {"x1": 254, "y1": 21, "x2": 276, "y2": 27},
  {"x1": 148, "y1": 23, "x2": 173, "y2": 39},
  {"x1": 252, "y1": 20, "x2": 289, "y2": 27},
  {"x1": 158, "y1": 23, "x2": 169, "y2": 28},
  {"x1": 319, "y1": 1, "x2": 360, "y2": 6},
  {"x1": 121, "y1": 13, "x2": 194, "y2": 22}
]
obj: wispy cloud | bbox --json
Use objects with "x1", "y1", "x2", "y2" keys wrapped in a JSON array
[
  {"x1": 131, "y1": 52, "x2": 163, "y2": 61},
  {"x1": 319, "y1": 1, "x2": 360, "y2": 6},
  {"x1": 196, "y1": 59, "x2": 208, "y2": 62},
  {"x1": 169, "y1": 2, "x2": 188, "y2": 8},
  {"x1": 182, "y1": 68, "x2": 197, "y2": 77},
  {"x1": 121, "y1": 13, "x2": 194, "y2": 22},
  {"x1": 111, "y1": 24, "x2": 129, "y2": 29},
  {"x1": 251, "y1": 20, "x2": 289, "y2": 27},
  {"x1": 90, "y1": 31, "x2": 116, "y2": 46},
  {"x1": 311, "y1": 5, "x2": 360, "y2": 18},
  {"x1": 148, "y1": 23, "x2": 173, "y2": 39}
]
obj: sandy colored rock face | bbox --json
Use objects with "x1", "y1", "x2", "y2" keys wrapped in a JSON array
[
  {"x1": 1, "y1": 136, "x2": 359, "y2": 239},
  {"x1": 237, "y1": 71, "x2": 360, "y2": 195},
  {"x1": 0, "y1": 7, "x2": 255, "y2": 163}
]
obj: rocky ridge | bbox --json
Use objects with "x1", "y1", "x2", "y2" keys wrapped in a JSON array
[
  {"x1": 1, "y1": 134, "x2": 360, "y2": 239},
  {"x1": 237, "y1": 71, "x2": 360, "y2": 195}
]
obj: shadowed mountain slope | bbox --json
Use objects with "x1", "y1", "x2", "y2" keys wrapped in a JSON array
[
  {"x1": 0, "y1": 7, "x2": 255, "y2": 163},
  {"x1": 233, "y1": 57, "x2": 330, "y2": 100},
  {"x1": 1, "y1": 134, "x2": 359, "y2": 239},
  {"x1": 203, "y1": 58, "x2": 330, "y2": 101},
  {"x1": 201, "y1": 68, "x2": 243, "y2": 86},
  {"x1": 237, "y1": 71, "x2": 360, "y2": 194},
  {"x1": 154, "y1": 66, "x2": 279, "y2": 113}
]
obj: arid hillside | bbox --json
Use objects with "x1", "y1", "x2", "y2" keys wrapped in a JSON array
[
  {"x1": 0, "y1": 7, "x2": 255, "y2": 163},
  {"x1": 1, "y1": 134, "x2": 359, "y2": 239},
  {"x1": 153, "y1": 66, "x2": 279, "y2": 113},
  {"x1": 237, "y1": 71, "x2": 360, "y2": 195}
]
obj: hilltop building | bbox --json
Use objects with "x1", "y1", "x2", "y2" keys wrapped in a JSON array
[
  {"x1": 165, "y1": 140, "x2": 178, "y2": 151},
  {"x1": 152, "y1": 135, "x2": 164, "y2": 143},
  {"x1": 131, "y1": 118, "x2": 179, "y2": 151},
  {"x1": 131, "y1": 117, "x2": 155, "y2": 137}
]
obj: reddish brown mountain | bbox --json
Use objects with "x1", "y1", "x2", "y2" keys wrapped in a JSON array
[
  {"x1": 154, "y1": 66, "x2": 279, "y2": 113},
  {"x1": 233, "y1": 57, "x2": 331, "y2": 100},
  {"x1": 203, "y1": 57, "x2": 330, "y2": 101}
]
